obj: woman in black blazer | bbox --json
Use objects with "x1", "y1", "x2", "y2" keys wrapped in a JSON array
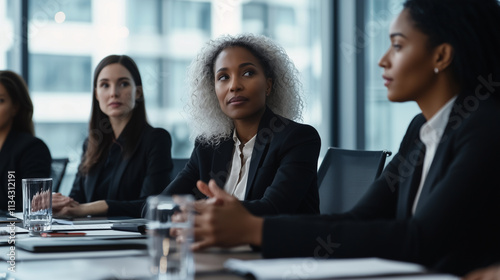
[
  {"x1": 53, "y1": 55, "x2": 173, "y2": 218},
  {"x1": 192, "y1": 0, "x2": 500, "y2": 276},
  {"x1": 160, "y1": 34, "x2": 320, "y2": 216},
  {"x1": 0, "y1": 70, "x2": 51, "y2": 212}
]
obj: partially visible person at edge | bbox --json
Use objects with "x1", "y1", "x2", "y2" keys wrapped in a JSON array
[
  {"x1": 157, "y1": 34, "x2": 320, "y2": 217},
  {"x1": 464, "y1": 265, "x2": 500, "y2": 280},
  {"x1": 0, "y1": 70, "x2": 51, "y2": 212},
  {"x1": 191, "y1": 0, "x2": 500, "y2": 277},
  {"x1": 53, "y1": 55, "x2": 173, "y2": 218}
]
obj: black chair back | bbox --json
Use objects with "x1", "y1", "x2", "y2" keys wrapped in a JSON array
[
  {"x1": 318, "y1": 147, "x2": 391, "y2": 214},
  {"x1": 51, "y1": 158, "x2": 69, "y2": 193}
]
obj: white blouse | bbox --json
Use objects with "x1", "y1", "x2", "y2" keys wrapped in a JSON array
[
  {"x1": 412, "y1": 96, "x2": 457, "y2": 214},
  {"x1": 223, "y1": 130, "x2": 257, "y2": 200}
]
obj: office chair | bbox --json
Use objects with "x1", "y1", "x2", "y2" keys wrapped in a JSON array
[
  {"x1": 318, "y1": 147, "x2": 392, "y2": 215},
  {"x1": 171, "y1": 158, "x2": 189, "y2": 182},
  {"x1": 51, "y1": 158, "x2": 69, "y2": 193}
]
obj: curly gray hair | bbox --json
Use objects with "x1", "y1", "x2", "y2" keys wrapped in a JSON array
[{"x1": 185, "y1": 33, "x2": 304, "y2": 146}]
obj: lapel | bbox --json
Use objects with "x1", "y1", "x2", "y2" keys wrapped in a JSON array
[
  {"x1": 245, "y1": 107, "x2": 275, "y2": 199},
  {"x1": 396, "y1": 138, "x2": 426, "y2": 219},
  {"x1": 211, "y1": 139, "x2": 234, "y2": 188},
  {"x1": 0, "y1": 131, "x2": 15, "y2": 175},
  {"x1": 106, "y1": 153, "x2": 130, "y2": 200},
  {"x1": 84, "y1": 160, "x2": 104, "y2": 202},
  {"x1": 413, "y1": 151, "x2": 445, "y2": 213},
  {"x1": 106, "y1": 124, "x2": 148, "y2": 200},
  {"x1": 413, "y1": 97, "x2": 461, "y2": 212}
]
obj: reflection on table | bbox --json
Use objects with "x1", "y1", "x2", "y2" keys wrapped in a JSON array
[{"x1": 0, "y1": 218, "x2": 259, "y2": 280}]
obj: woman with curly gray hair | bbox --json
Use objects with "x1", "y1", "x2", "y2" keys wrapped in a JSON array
[{"x1": 161, "y1": 34, "x2": 321, "y2": 216}]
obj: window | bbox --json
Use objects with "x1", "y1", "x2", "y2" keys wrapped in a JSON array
[
  {"x1": 163, "y1": 59, "x2": 190, "y2": 109},
  {"x1": 242, "y1": 2, "x2": 267, "y2": 34},
  {"x1": 133, "y1": 57, "x2": 162, "y2": 108},
  {"x1": 127, "y1": 0, "x2": 161, "y2": 35},
  {"x1": 29, "y1": 54, "x2": 91, "y2": 93},
  {"x1": 0, "y1": 0, "x2": 15, "y2": 70},
  {"x1": 165, "y1": 0, "x2": 211, "y2": 35},
  {"x1": 29, "y1": 0, "x2": 91, "y2": 23}
]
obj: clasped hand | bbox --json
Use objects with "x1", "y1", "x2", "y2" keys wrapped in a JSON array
[
  {"x1": 51, "y1": 192, "x2": 81, "y2": 217},
  {"x1": 192, "y1": 179, "x2": 263, "y2": 251}
]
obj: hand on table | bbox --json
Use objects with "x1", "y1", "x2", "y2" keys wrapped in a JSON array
[
  {"x1": 196, "y1": 180, "x2": 216, "y2": 198},
  {"x1": 52, "y1": 193, "x2": 78, "y2": 212},
  {"x1": 53, "y1": 201, "x2": 82, "y2": 218},
  {"x1": 192, "y1": 179, "x2": 263, "y2": 251},
  {"x1": 52, "y1": 199, "x2": 108, "y2": 218}
]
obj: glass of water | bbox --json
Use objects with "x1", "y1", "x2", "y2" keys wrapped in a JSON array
[
  {"x1": 146, "y1": 194, "x2": 194, "y2": 280},
  {"x1": 22, "y1": 178, "x2": 52, "y2": 234}
]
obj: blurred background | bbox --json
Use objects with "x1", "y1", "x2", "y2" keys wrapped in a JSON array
[{"x1": 0, "y1": 0, "x2": 419, "y2": 194}]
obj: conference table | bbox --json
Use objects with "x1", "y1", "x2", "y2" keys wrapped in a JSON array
[
  {"x1": 0, "y1": 217, "x2": 460, "y2": 280},
  {"x1": 0, "y1": 216, "x2": 261, "y2": 280}
]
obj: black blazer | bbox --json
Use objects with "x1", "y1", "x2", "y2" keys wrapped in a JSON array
[
  {"x1": 70, "y1": 123, "x2": 173, "y2": 217},
  {"x1": 262, "y1": 95, "x2": 500, "y2": 276},
  {"x1": 162, "y1": 107, "x2": 321, "y2": 216},
  {"x1": 0, "y1": 131, "x2": 52, "y2": 212}
]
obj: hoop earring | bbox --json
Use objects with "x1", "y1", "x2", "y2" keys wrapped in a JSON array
[{"x1": 434, "y1": 68, "x2": 439, "y2": 74}]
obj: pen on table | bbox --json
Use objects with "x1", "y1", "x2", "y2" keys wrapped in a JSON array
[{"x1": 40, "y1": 232, "x2": 86, "y2": 237}]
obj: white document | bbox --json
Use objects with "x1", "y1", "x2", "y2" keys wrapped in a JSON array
[
  {"x1": 351, "y1": 276, "x2": 459, "y2": 280},
  {"x1": 224, "y1": 257, "x2": 427, "y2": 279},
  {"x1": 50, "y1": 223, "x2": 113, "y2": 230},
  {"x1": 0, "y1": 247, "x2": 146, "y2": 261}
]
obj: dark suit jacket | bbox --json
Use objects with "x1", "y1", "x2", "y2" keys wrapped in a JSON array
[
  {"x1": 70, "y1": 123, "x2": 173, "y2": 217},
  {"x1": 262, "y1": 95, "x2": 500, "y2": 276},
  {"x1": 162, "y1": 107, "x2": 321, "y2": 216},
  {"x1": 0, "y1": 130, "x2": 52, "y2": 212}
]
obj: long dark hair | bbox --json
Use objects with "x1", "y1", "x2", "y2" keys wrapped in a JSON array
[
  {"x1": 79, "y1": 55, "x2": 147, "y2": 174},
  {"x1": 0, "y1": 70, "x2": 34, "y2": 135},
  {"x1": 403, "y1": 0, "x2": 500, "y2": 96}
]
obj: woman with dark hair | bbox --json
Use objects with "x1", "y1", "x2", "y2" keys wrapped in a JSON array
[
  {"x1": 0, "y1": 70, "x2": 51, "y2": 212},
  {"x1": 53, "y1": 55, "x2": 173, "y2": 218},
  {"x1": 159, "y1": 34, "x2": 320, "y2": 216},
  {"x1": 192, "y1": 0, "x2": 500, "y2": 276}
]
